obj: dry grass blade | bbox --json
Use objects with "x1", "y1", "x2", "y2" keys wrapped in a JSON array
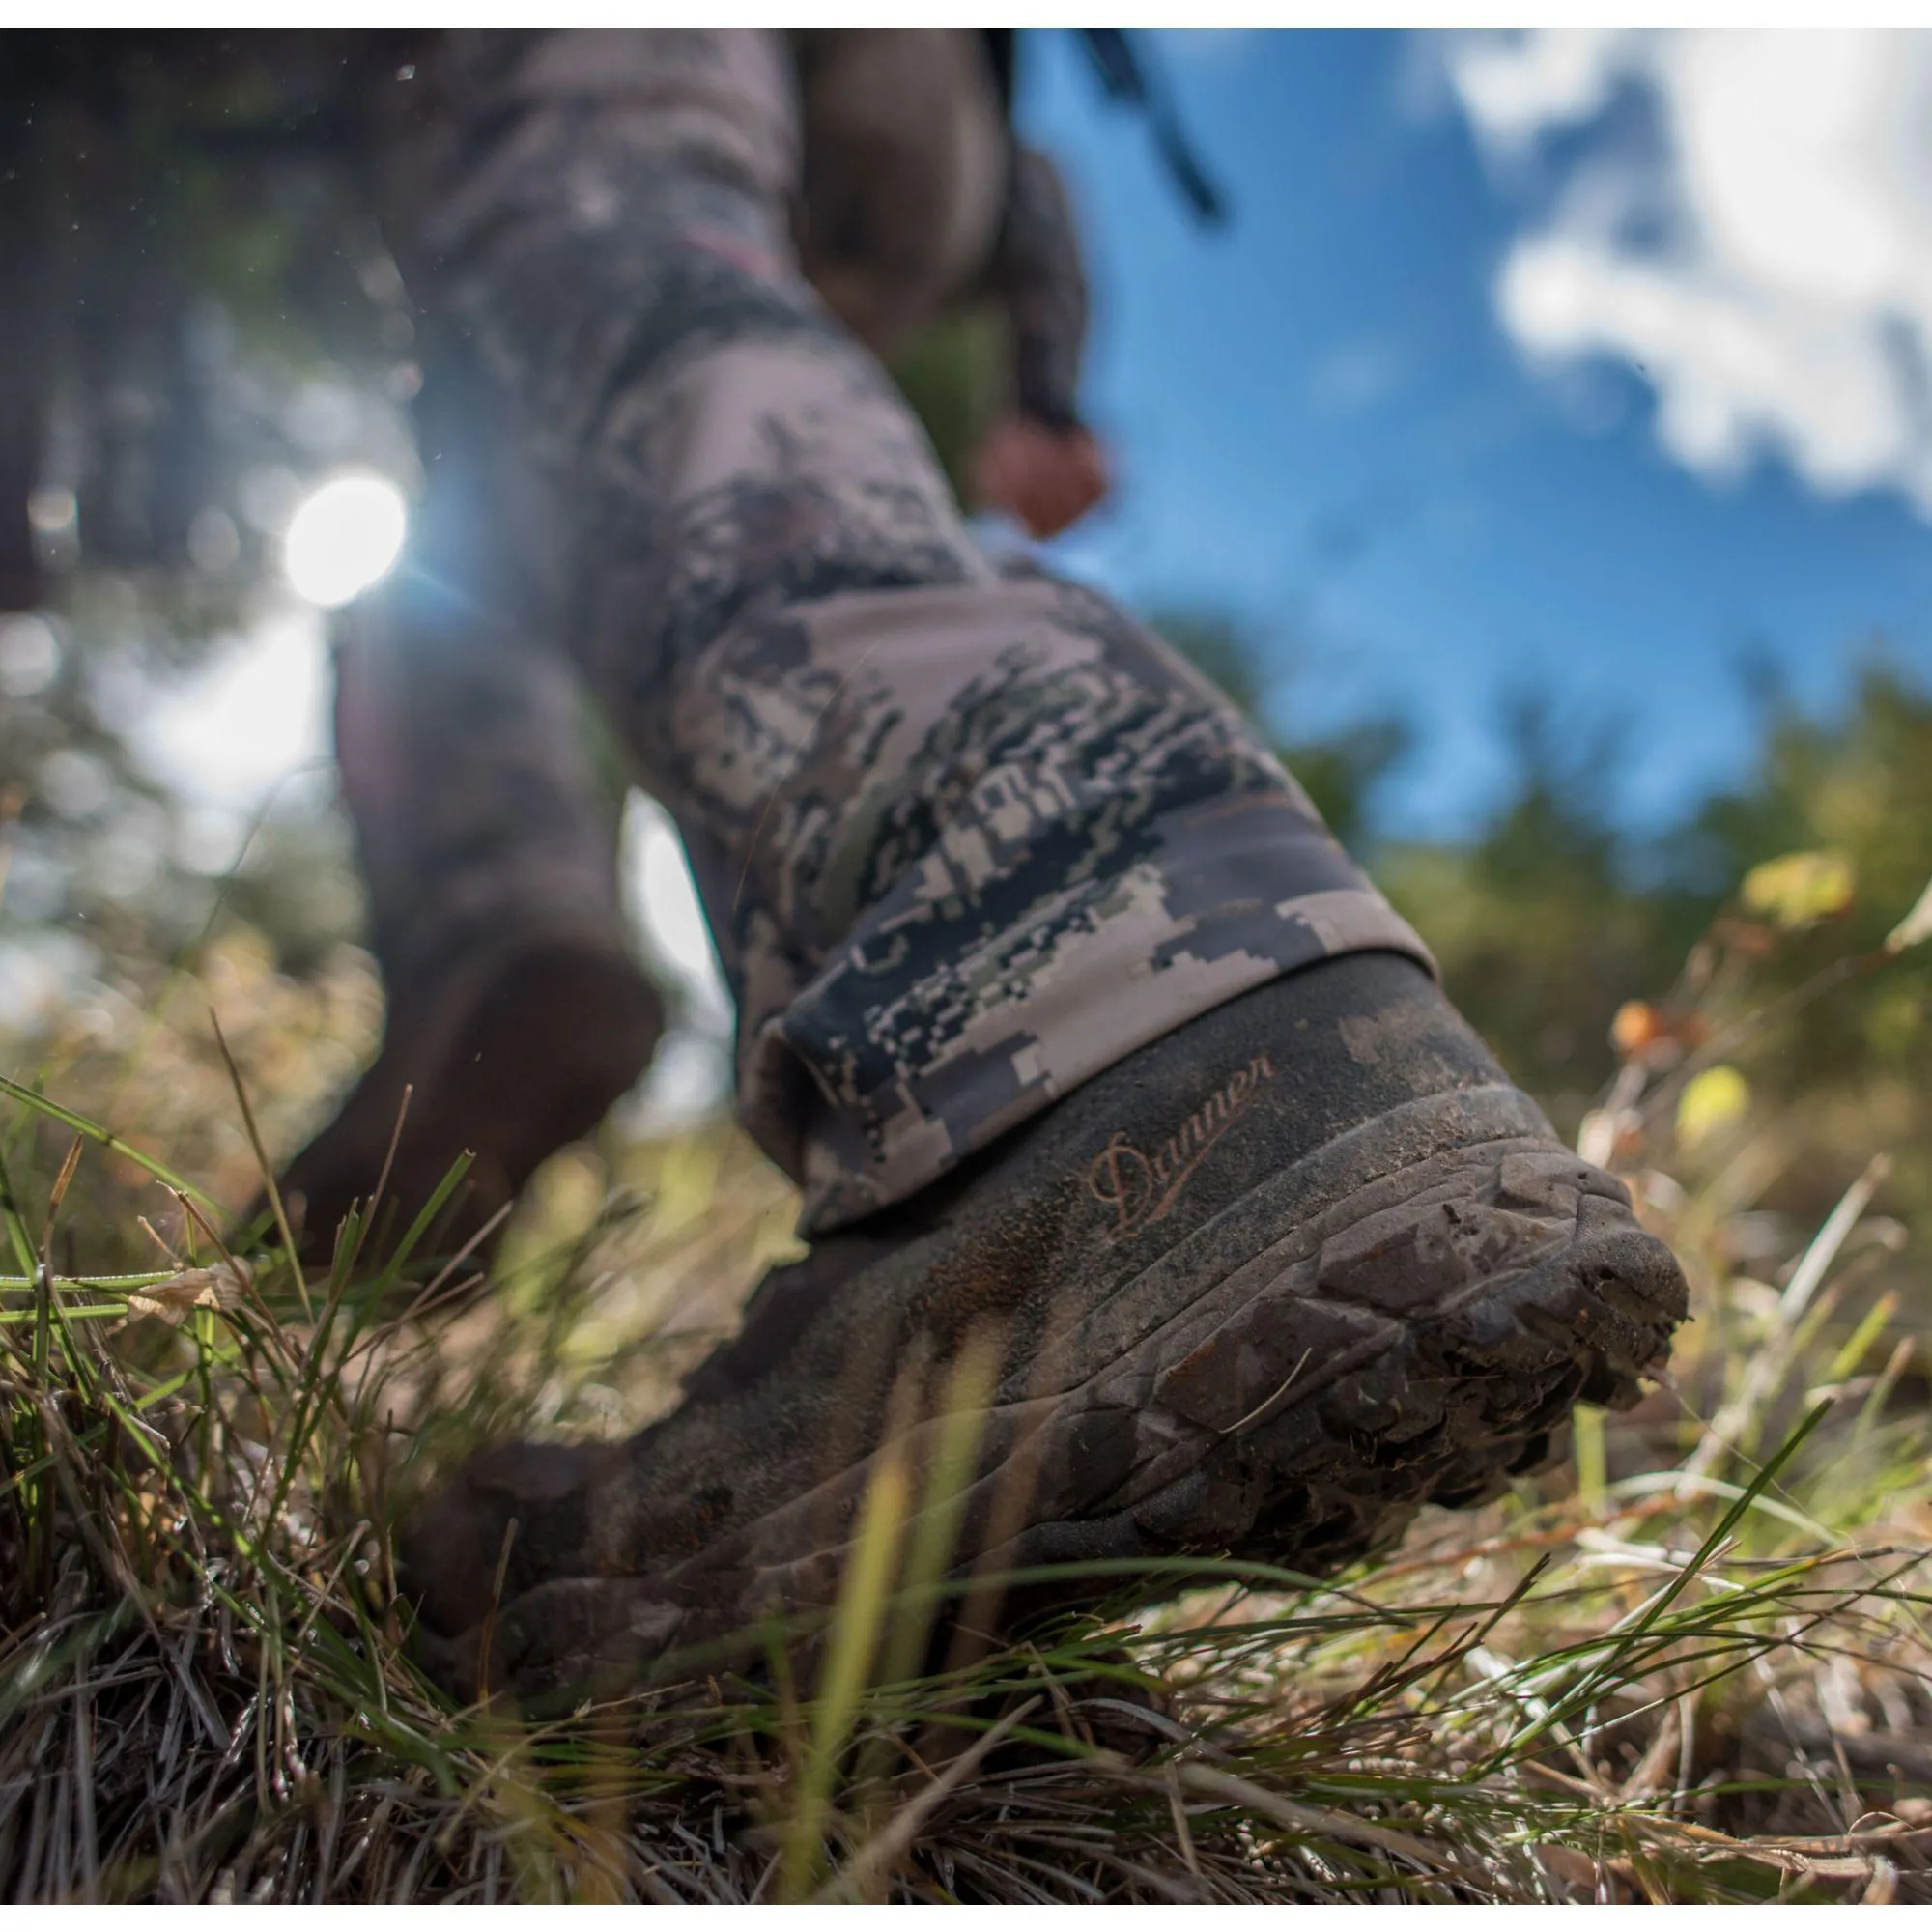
[
  {"x1": 811, "y1": 1695, "x2": 1040, "y2": 1901},
  {"x1": 204, "y1": 1009, "x2": 310, "y2": 1321}
]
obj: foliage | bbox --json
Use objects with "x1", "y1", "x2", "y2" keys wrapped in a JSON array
[
  {"x1": 5, "y1": 880, "x2": 1932, "y2": 1899},
  {"x1": 6, "y1": 569, "x2": 1929, "y2": 1905},
  {"x1": 887, "y1": 308, "x2": 1010, "y2": 508},
  {"x1": 1383, "y1": 661, "x2": 1932, "y2": 1247},
  {"x1": 3, "y1": 608, "x2": 1932, "y2": 1902},
  {"x1": 4, "y1": 38, "x2": 408, "y2": 1004}
]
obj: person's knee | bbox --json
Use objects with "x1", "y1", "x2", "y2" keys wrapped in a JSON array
[{"x1": 793, "y1": 30, "x2": 1008, "y2": 360}]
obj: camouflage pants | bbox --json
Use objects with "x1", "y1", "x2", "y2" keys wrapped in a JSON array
[{"x1": 351, "y1": 29, "x2": 1431, "y2": 1236}]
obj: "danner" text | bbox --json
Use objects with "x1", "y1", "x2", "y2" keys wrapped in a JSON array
[{"x1": 1086, "y1": 1052, "x2": 1277, "y2": 1239}]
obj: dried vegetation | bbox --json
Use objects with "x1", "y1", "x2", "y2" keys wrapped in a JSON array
[{"x1": 5, "y1": 880, "x2": 1932, "y2": 1903}]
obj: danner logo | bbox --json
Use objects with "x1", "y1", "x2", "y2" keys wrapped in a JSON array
[{"x1": 1087, "y1": 1052, "x2": 1277, "y2": 1240}]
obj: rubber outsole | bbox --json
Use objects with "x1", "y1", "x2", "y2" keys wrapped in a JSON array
[{"x1": 420, "y1": 1084, "x2": 1686, "y2": 1704}]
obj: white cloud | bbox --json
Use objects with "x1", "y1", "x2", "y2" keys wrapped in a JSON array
[
  {"x1": 1445, "y1": 28, "x2": 1639, "y2": 157},
  {"x1": 1446, "y1": 30, "x2": 1932, "y2": 517}
]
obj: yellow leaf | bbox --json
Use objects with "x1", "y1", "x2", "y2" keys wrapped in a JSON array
[
  {"x1": 1739, "y1": 849, "x2": 1856, "y2": 930},
  {"x1": 1886, "y1": 874, "x2": 1932, "y2": 952},
  {"x1": 1676, "y1": 1065, "x2": 1751, "y2": 1149},
  {"x1": 1610, "y1": 1000, "x2": 1662, "y2": 1057}
]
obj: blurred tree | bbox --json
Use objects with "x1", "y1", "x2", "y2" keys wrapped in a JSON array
[
  {"x1": 1150, "y1": 610, "x2": 1411, "y2": 851},
  {"x1": 1377, "y1": 691, "x2": 1705, "y2": 1127},
  {"x1": 0, "y1": 39, "x2": 411, "y2": 1009},
  {"x1": 887, "y1": 309, "x2": 1009, "y2": 509},
  {"x1": 1383, "y1": 655, "x2": 1932, "y2": 1235},
  {"x1": 1658, "y1": 658, "x2": 1932, "y2": 1224},
  {"x1": 1156, "y1": 611, "x2": 1932, "y2": 1251}
]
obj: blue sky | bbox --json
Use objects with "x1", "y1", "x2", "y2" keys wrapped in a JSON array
[{"x1": 1015, "y1": 31, "x2": 1932, "y2": 839}]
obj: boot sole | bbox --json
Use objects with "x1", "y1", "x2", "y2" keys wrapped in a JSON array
[{"x1": 430, "y1": 1084, "x2": 1686, "y2": 1700}]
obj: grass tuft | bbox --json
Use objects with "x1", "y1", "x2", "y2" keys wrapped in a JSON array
[{"x1": 5, "y1": 920, "x2": 1932, "y2": 1902}]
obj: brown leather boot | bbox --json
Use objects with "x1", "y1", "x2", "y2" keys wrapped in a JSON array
[
  {"x1": 400, "y1": 952, "x2": 1685, "y2": 1702},
  {"x1": 278, "y1": 930, "x2": 663, "y2": 1265}
]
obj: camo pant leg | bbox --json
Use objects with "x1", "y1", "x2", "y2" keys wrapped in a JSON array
[
  {"x1": 376, "y1": 29, "x2": 1433, "y2": 1236},
  {"x1": 332, "y1": 602, "x2": 635, "y2": 1002},
  {"x1": 327, "y1": 266, "x2": 646, "y2": 1002}
]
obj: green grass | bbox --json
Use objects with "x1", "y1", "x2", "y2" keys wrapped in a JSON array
[{"x1": 5, "y1": 942, "x2": 1932, "y2": 1901}]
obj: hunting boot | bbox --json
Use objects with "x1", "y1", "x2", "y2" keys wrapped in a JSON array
[
  {"x1": 400, "y1": 950, "x2": 1686, "y2": 1704},
  {"x1": 278, "y1": 930, "x2": 664, "y2": 1267}
]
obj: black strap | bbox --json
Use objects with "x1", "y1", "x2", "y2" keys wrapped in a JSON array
[
  {"x1": 1075, "y1": 30, "x2": 1229, "y2": 229},
  {"x1": 980, "y1": 30, "x2": 1017, "y2": 117}
]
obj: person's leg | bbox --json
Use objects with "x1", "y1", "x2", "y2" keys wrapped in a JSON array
[
  {"x1": 278, "y1": 270, "x2": 664, "y2": 1261},
  {"x1": 284, "y1": 30, "x2": 1010, "y2": 1262},
  {"x1": 282, "y1": 602, "x2": 664, "y2": 1262},
  {"x1": 375, "y1": 28, "x2": 1428, "y2": 1236},
  {"x1": 376, "y1": 29, "x2": 1685, "y2": 1697}
]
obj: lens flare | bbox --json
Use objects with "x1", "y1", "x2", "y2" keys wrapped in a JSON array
[{"x1": 282, "y1": 472, "x2": 408, "y2": 608}]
